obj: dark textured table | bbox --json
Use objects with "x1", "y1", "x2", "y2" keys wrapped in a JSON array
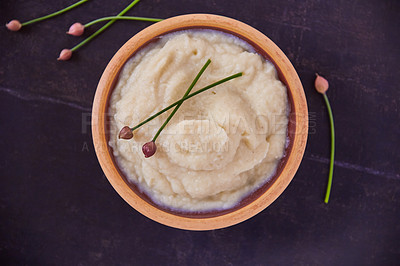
[{"x1": 1, "y1": 0, "x2": 399, "y2": 265}]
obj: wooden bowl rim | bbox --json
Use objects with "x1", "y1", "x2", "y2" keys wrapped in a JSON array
[{"x1": 92, "y1": 14, "x2": 308, "y2": 230}]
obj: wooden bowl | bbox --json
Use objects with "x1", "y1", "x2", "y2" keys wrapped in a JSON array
[{"x1": 92, "y1": 14, "x2": 308, "y2": 230}]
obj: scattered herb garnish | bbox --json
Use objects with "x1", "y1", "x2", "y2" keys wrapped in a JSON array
[
  {"x1": 153, "y1": 60, "x2": 211, "y2": 136},
  {"x1": 59, "y1": 0, "x2": 143, "y2": 60},
  {"x1": 118, "y1": 59, "x2": 243, "y2": 158},
  {"x1": 67, "y1": 16, "x2": 163, "y2": 36},
  {"x1": 141, "y1": 59, "x2": 211, "y2": 157},
  {"x1": 6, "y1": 0, "x2": 90, "y2": 32},
  {"x1": 315, "y1": 74, "x2": 335, "y2": 204},
  {"x1": 6, "y1": 0, "x2": 161, "y2": 60}
]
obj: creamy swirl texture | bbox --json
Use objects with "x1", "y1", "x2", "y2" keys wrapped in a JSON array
[{"x1": 109, "y1": 30, "x2": 289, "y2": 211}]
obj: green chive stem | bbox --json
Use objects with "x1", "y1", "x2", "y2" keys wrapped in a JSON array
[
  {"x1": 130, "y1": 72, "x2": 243, "y2": 132},
  {"x1": 21, "y1": 0, "x2": 90, "y2": 26},
  {"x1": 84, "y1": 16, "x2": 163, "y2": 28},
  {"x1": 152, "y1": 59, "x2": 211, "y2": 142},
  {"x1": 323, "y1": 93, "x2": 335, "y2": 204},
  {"x1": 71, "y1": 0, "x2": 141, "y2": 52}
]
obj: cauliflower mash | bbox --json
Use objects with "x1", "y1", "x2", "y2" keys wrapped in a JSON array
[{"x1": 109, "y1": 30, "x2": 289, "y2": 212}]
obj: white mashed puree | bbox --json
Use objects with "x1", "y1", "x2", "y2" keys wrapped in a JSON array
[{"x1": 109, "y1": 30, "x2": 289, "y2": 212}]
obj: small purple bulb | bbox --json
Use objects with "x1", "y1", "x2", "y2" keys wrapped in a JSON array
[
  {"x1": 142, "y1": 141, "x2": 157, "y2": 158},
  {"x1": 118, "y1": 126, "x2": 133, "y2": 139}
]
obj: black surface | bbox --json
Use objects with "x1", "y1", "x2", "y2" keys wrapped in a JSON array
[{"x1": 1, "y1": 0, "x2": 400, "y2": 265}]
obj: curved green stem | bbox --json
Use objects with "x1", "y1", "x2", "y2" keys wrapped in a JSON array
[
  {"x1": 21, "y1": 0, "x2": 90, "y2": 26},
  {"x1": 84, "y1": 16, "x2": 163, "y2": 28},
  {"x1": 71, "y1": 0, "x2": 141, "y2": 52},
  {"x1": 152, "y1": 59, "x2": 211, "y2": 142},
  {"x1": 130, "y1": 72, "x2": 243, "y2": 133},
  {"x1": 323, "y1": 93, "x2": 335, "y2": 204}
]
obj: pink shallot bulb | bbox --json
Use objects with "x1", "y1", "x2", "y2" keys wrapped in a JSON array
[
  {"x1": 315, "y1": 74, "x2": 329, "y2": 94},
  {"x1": 6, "y1": 20, "x2": 22, "y2": 31},
  {"x1": 67, "y1": 22, "x2": 85, "y2": 36},
  {"x1": 57, "y1": 49, "x2": 72, "y2": 61}
]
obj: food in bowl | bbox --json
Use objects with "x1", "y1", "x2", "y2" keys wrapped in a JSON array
[
  {"x1": 93, "y1": 14, "x2": 308, "y2": 230},
  {"x1": 108, "y1": 29, "x2": 289, "y2": 212}
]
